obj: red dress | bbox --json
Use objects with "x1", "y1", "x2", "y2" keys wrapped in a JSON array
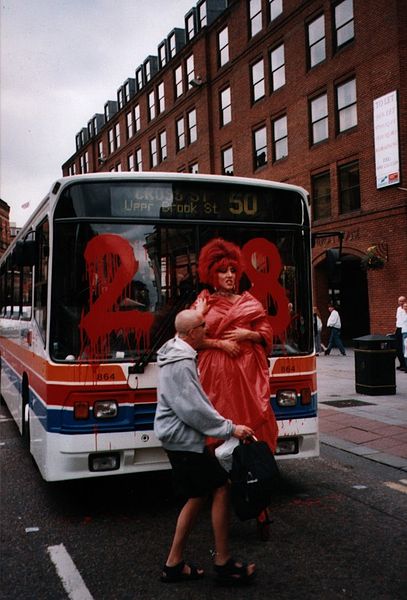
[{"x1": 196, "y1": 290, "x2": 278, "y2": 452}]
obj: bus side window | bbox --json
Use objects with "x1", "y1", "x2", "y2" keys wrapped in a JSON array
[{"x1": 34, "y1": 218, "x2": 49, "y2": 342}]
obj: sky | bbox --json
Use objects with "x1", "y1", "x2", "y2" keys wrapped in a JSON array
[{"x1": 0, "y1": 0, "x2": 194, "y2": 226}]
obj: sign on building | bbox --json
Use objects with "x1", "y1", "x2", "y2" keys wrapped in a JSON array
[{"x1": 373, "y1": 90, "x2": 400, "y2": 189}]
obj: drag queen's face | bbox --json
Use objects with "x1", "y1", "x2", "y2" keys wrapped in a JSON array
[{"x1": 216, "y1": 265, "x2": 237, "y2": 293}]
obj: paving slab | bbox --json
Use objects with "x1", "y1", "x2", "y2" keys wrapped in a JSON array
[{"x1": 317, "y1": 349, "x2": 407, "y2": 469}]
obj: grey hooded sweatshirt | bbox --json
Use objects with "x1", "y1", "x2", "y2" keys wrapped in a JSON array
[{"x1": 154, "y1": 336, "x2": 234, "y2": 452}]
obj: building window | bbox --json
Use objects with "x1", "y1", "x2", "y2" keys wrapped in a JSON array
[
  {"x1": 251, "y1": 59, "x2": 265, "y2": 102},
  {"x1": 336, "y1": 78, "x2": 357, "y2": 132},
  {"x1": 85, "y1": 152, "x2": 89, "y2": 173},
  {"x1": 249, "y1": 0, "x2": 262, "y2": 38},
  {"x1": 124, "y1": 81, "x2": 133, "y2": 103},
  {"x1": 149, "y1": 139, "x2": 158, "y2": 168},
  {"x1": 175, "y1": 65, "x2": 184, "y2": 98},
  {"x1": 116, "y1": 162, "x2": 122, "y2": 172},
  {"x1": 269, "y1": 0, "x2": 283, "y2": 22},
  {"x1": 339, "y1": 161, "x2": 360, "y2": 213},
  {"x1": 222, "y1": 147, "x2": 234, "y2": 175},
  {"x1": 108, "y1": 128, "x2": 114, "y2": 154},
  {"x1": 135, "y1": 104, "x2": 141, "y2": 132},
  {"x1": 136, "y1": 148, "x2": 143, "y2": 171},
  {"x1": 220, "y1": 87, "x2": 232, "y2": 126},
  {"x1": 334, "y1": 0, "x2": 354, "y2": 49},
  {"x1": 158, "y1": 42, "x2": 167, "y2": 68},
  {"x1": 189, "y1": 162, "x2": 199, "y2": 173},
  {"x1": 97, "y1": 141, "x2": 104, "y2": 162},
  {"x1": 128, "y1": 154, "x2": 135, "y2": 171},
  {"x1": 118, "y1": 88, "x2": 124, "y2": 110},
  {"x1": 310, "y1": 94, "x2": 328, "y2": 144},
  {"x1": 198, "y1": 1, "x2": 207, "y2": 28},
  {"x1": 273, "y1": 115, "x2": 288, "y2": 161},
  {"x1": 115, "y1": 123, "x2": 121, "y2": 149},
  {"x1": 80, "y1": 155, "x2": 85, "y2": 174},
  {"x1": 136, "y1": 67, "x2": 143, "y2": 91},
  {"x1": 186, "y1": 13, "x2": 195, "y2": 40},
  {"x1": 148, "y1": 90, "x2": 156, "y2": 121},
  {"x1": 218, "y1": 26, "x2": 229, "y2": 67},
  {"x1": 169, "y1": 33, "x2": 177, "y2": 58},
  {"x1": 270, "y1": 44, "x2": 285, "y2": 91},
  {"x1": 254, "y1": 126, "x2": 267, "y2": 169},
  {"x1": 176, "y1": 117, "x2": 186, "y2": 151},
  {"x1": 159, "y1": 130, "x2": 168, "y2": 161},
  {"x1": 186, "y1": 54, "x2": 195, "y2": 89},
  {"x1": 308, "y1": 15, "x2": 326, "y2": 68},
  {"x1": 311, "y1": 171, "x2": 331, "y2": 220},
  {"x1": 158, "y1": 82, "x2": 165, "y2": 114},
  {"x1": 188, "y1": 109, "x2": 197, "y2": 144},
  {"x1": 126, "y1": 111, "x2": 134, "y2": 139}
]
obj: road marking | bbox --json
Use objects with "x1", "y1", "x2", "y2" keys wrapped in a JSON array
[
  {"x1": 48, "y1": 544, "x2": 94, "y2": 600},
  {"x1": 384, "y1": 480, "x2": 407, "y2": 495}
]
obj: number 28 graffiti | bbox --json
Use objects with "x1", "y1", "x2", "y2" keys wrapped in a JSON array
[{"x1": 79, "y1": 234, "x2": 290, "y2": 358}]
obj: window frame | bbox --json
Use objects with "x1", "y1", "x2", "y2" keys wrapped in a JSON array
[
  {"x1": 249, "y1": 0, "x2": 262, "y2": 38},
  {"x1": 307, "y1": 14, "x2": 326, "y2": 69},
  {"x1": 251, "y1": 58, "x2": 265, "y2": 103},
  {"x1": 218, "y1": 26, "x2": 229, "y2": 68},
  {"x1": 270, "y1": 43, "x2": 286, "y2": 92},
  {"x1": 339, "y1": 160, "x2": 360, "y2": 213},
  {"x1": 336, "y1": 77, "x2": 357, "y2": 133},
  {"x1": 253, "y1": 126, "x2": 268, "y2": 169},
  {"x1": 334, "y1": 0, "x2": 355, "y2": 50},
  {"x1": 311, "y1": 170, "x2": 331, "y2": 220},
  {"x1": 220, "y1": 86, "x2": 232, "y2": 126},
  {"x1": 221, "y1": 146, "x2": 234, "y2": 175},
  {"x1": 310, "y1": 93, "x2": 329, "y2": 145},
  {"x1": 272, "y1": 114, "x2": 288, "y2": 162}
]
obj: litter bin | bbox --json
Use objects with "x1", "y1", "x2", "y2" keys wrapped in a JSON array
[{"x1": 353, "y1": 335, "x2": 396, "y2": 395}]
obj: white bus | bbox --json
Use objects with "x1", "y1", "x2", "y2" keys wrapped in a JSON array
[{"x1": 0, "y1": 173, "x2": 318, "y2": 481}]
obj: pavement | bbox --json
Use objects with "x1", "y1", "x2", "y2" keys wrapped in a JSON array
[{"x1": 317, "y1": 348, "x2": 407, "y2": 471}]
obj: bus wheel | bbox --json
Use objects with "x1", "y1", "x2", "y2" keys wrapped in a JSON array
[{"x1": 22, "y1": 378, "x2": 31, "y2": 450}]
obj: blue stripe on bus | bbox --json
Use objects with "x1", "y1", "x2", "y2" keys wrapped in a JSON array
[{"x1": 3, "y1": 358, "x2": 317, "y2": 433}]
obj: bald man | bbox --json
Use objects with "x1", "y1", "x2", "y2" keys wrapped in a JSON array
[{"x1": 154, "y1": 309, "x2": 256, "y2": 585}]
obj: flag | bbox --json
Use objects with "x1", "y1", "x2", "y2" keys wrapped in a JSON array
[{"x1": 21, "y1": 201, "x2": 30, "y2": 209}]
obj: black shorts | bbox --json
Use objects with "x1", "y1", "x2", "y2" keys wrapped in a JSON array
[{"x1": 166, "y1": 447, "x2": 228, "y2": 499}]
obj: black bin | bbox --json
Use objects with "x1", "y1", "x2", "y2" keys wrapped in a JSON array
[{"x1": 353, "y1": 335, "x2": 396, "y2": 395}]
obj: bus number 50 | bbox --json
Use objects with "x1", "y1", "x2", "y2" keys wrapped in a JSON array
[{"x1": 229, "y1": 194, "x2": 257, "y2": 216}]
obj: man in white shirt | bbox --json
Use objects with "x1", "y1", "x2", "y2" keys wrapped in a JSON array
[
  {"x1": 324, "y1": 304, "x2": 346, "y2": 356},
  {"x1": 395, "y1": 296, "x2": 406, "y2": 370}
]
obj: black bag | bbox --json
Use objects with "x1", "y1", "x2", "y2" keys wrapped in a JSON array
[{"x1": 230, "y1": 440, "x2": 279, "y2": 521}]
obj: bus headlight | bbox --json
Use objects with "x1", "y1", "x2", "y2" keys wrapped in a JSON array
[
  {"x1": 276, "y1": 390, "x2": 297, "y2": 407},
  {"x1": 94, "y1": 400, "x2": 118, "y2": 418}
]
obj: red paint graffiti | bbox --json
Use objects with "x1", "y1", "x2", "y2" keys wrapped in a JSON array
[
  {"x1": 242, "y1": 238, "x2": 290, "y2": 335},
  {"x1": 79, "y1": 234, "x2": 153, "y2": 359}
]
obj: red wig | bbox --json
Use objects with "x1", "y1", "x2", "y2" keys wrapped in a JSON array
[{"x1": 198, "y1": 238, "x2": 244, "y2": 288}]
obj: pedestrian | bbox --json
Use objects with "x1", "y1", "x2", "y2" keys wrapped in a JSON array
[
  {"x1": 395, "y1": 295, "x2": 406, "y2": 370},
  {"x1": 324, "y1": 304, "x2": 346, "y2": 356},
  {"x1": 192, "y1": 238, "x2": 278, "y2": 453},
  {"x1": 154, "y1": 308, "x2": 256, "y2": 585},
  {"x1": 313, "y1": 306, "x2": 323, "y2": 355},
  {"x1": 400, "y1": 301, "x2": 407, "y2": 373}
]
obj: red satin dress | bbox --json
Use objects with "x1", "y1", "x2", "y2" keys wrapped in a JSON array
[{"x1": 196, "y1": 290, "x2": 278, "y2": 452}]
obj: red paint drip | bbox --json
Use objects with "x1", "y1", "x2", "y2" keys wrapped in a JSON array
[{"x1": 79, "y1": 234, "x2": 154, "y2": 360}]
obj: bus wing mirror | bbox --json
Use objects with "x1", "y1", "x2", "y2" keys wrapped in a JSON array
[{"x1": 15, "y1": 240, "x2": 37, "y2": 266}]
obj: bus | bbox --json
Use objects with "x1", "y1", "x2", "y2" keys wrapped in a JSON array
[{"x1": 0, "y1": 173, "x2": 318, "y2": 481}]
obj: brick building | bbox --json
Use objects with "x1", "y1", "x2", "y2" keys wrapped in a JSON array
[
  {"x1": 62, "y1": 0, "x2": 407, "y2": 342},
  {"x1": 0, "y1": 199, "x2": 11, "y2": 258}
]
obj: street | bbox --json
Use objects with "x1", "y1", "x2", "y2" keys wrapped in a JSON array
[{"x1": 1, "y1": 400, "x2": 406, "y2": 600}]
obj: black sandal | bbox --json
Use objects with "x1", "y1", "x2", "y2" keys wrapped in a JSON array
[
  {"x1": 160, "y1": 560, "x2": 204, "y2": 583},
  {"x1": 214, "y1": 558, "x2": 256, "y2": 586}
]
